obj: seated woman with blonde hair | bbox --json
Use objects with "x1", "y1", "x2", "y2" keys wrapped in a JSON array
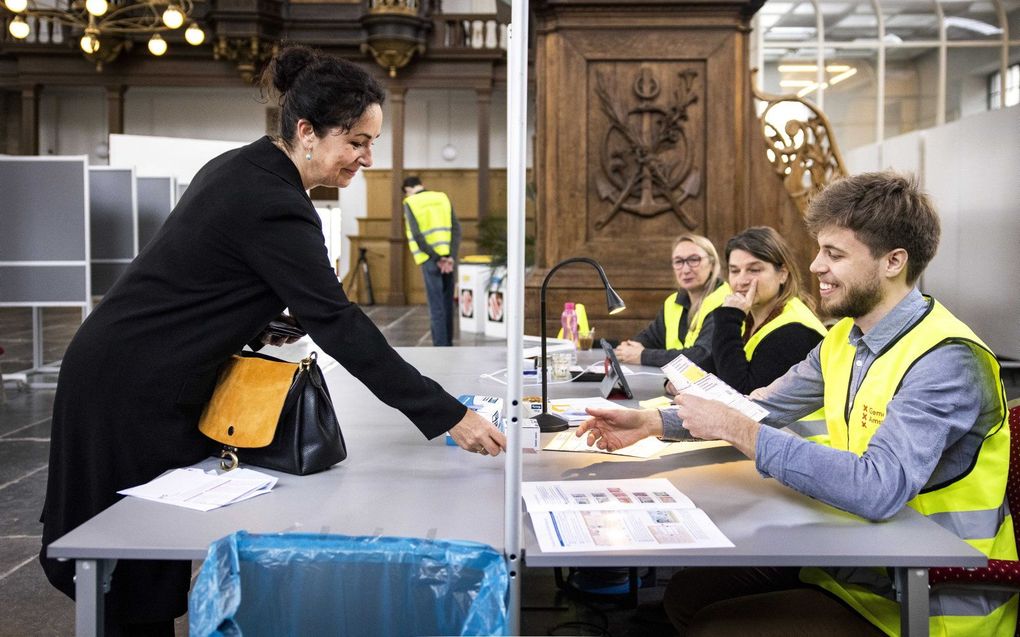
[{"x1": 615, "y1": 233, "x2": 729, "y2": 368}]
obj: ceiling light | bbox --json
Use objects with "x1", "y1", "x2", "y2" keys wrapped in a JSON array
[
  {"x1": 828, "y1": 68, "x2": 858, "y2": 85},
  {"x1": 780, "y1": 80, "x2": 816, "y2": 88},
  {"x1": 944, "y1": 16, "x2": 1002, "y2": 36}
]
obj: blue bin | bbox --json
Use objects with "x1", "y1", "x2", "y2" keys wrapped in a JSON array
[{"x1": 189, "y1": 531, "x2": 509, "y2": 637}]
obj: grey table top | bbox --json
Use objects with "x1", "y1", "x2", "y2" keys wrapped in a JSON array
[
  {"x1": 48, "y1": 346, "x2": 509, "y2": 561},
  {"x1": 48, "y1": 345, "x2": 985, "y2": 572}
]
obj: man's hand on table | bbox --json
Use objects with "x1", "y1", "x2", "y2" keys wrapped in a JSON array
[
  {"x1": 448, "y1": 409, "x2": 507, "y2": 457},
  {"x1": 576, "y1": 407, "x2": 663, "y2": 452}
]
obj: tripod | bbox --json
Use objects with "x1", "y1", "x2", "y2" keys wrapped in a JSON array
[{"x1": 342, "y1": 247, "x2": 376, "y2": 306}]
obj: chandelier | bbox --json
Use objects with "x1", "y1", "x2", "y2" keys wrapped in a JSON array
[{"x1": 2, "y1": 0, "x2": 205, "y2": 60}]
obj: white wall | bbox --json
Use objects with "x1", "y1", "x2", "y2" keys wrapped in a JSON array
[
  {"x1": 34, "y1": 83, "x2": 514, "y2": 281},
  {"x1": 849, "y1": 105, "x2": 1020, "y2": 359}
]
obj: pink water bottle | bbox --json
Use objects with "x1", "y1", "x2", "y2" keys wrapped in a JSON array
[{"x1": 561, "y1": 302, "x2": 579, "y2": 346}]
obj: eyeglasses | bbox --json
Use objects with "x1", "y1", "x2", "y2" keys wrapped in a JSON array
[{"x1": 671, "y1": 255, "x2": 705, "y2": 269}]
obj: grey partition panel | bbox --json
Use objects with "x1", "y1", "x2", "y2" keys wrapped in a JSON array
[
  {"x1": 0, "y1": 156, "x2": 90, "y2": 308},
  {"x1": 0, "y1": 266, "x2": 87, "y2": 303},
  {"x1": 0, "y1": 157, "x2": 89, "y2": 262},
  {"x1": 137, "y1": 176, "x2": 177, "y2": 250},
  {"x1": 89, "y1": 167, "x2": 137, "y2": 295}
]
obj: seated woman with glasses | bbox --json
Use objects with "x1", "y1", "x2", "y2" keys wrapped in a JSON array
[
  {"x1": 615, "y1": 233, "x2": 729, "y2": 368},
  {"x1": 702, "y1": 226, "x2": 826, "y2": 394}
]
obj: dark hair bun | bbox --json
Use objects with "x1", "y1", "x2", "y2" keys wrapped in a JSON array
[{"x1": 270, "y1": 46, "x2": 317, "y2": 94}]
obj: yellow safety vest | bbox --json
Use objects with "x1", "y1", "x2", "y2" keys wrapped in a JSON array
[
  {"x1": 801, "y1": 298, "x2": 1015, "y2": 637},
  {"x1": 403, "y1": 191, "x2": 453, "y2": 265},
  {"x1": 743, "y1": 297, "x2": 828, "y2": 441},
  {"x1": 663, "y1": 282, "x2": 731, "y2": 350},
  {"x1": 743, "y1": 296, "x2": 826, "y2": 360}
]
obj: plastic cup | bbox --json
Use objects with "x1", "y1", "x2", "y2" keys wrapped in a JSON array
[{"x1": 550, "y1": 352, "x2": 572, "y2": 380}]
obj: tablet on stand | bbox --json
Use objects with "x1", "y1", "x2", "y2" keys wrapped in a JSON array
[{"x1": 599, "y1": 338, "x2": 634, "y2": 400}]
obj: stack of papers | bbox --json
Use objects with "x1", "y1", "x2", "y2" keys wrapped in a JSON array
[
  {"x1": 545, "y1": 396, "x2": 624, "y2": 425},
  {"x1": 523, "y1": 479, "x2": 733, "y2": 552},
  {"x1": 661, "y1": 355, "x2": 769, "y2": 422},
  {"x1": 118, "y1": 467, "x2": 278, "y2": 511}
]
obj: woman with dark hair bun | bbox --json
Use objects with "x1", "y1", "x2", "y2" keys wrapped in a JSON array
[{"x1": 39, "y1": 44, "x2": 504, "y2": 634}]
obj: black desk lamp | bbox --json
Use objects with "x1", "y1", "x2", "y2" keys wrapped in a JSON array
[{"x1": 538, "y1": 257, "x2": 626, "y2": 432}]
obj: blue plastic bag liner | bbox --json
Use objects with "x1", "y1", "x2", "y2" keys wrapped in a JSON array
[{"x1": 189, "y1": 531, "x2": 509, "y2": 637}]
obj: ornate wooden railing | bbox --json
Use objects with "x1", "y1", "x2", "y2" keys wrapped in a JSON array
[{"x1": 751, "y1": 70, "x2": 848, "y2": 215}]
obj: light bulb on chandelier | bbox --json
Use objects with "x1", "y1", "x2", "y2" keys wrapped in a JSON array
[
  {"x1": 184, "y1": 22, "x2": 204, "y2": 45},
  {"x1": 84, "y1": 0, "x2": 108, "y2": 17},
  {"x1": 161, "y1": 5, "x2": 184, "y2": 29},
  {"x1": 148, "y1": 33, "x2": 167, "y2": 56},
  {"x1": 8, "y1": 15, "x2": 29, "y2": 39},
  {"x1": 4, "y1": 0, "x2": 28, "y2": 13},
  {"x1": 80, "y1": 28, "x2": 101, "y2": 53}
]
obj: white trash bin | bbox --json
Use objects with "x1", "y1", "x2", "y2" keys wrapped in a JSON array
[{"x1": 484, "y1": 265, "x2": 507, "y2": 339}]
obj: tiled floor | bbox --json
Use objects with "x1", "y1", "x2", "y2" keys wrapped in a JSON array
[{"x1": 2, "y1": 305, "x2": 1017, "y2": 637}]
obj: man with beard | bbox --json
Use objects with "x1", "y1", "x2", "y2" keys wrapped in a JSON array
[{"x1": 577, "y1": 171, "x2": 1014, "y2": 636}]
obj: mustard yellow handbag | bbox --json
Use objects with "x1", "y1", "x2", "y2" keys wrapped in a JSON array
[{"x1": 198, "y1": 351, "x2": 346, "y2": 475}]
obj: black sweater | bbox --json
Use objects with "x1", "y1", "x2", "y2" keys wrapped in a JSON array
[{"x1": 706, "y1": 306, "x2": 824, "y2": 394}]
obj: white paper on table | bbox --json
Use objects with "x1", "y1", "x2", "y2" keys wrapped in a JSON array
[
  {"x1": 544, "y1": 431, "x2": 731, "y2": 458},
  {"x1": 661, "y1": 355, "x2": 769, "y2": 422},
  {"x1": 523, "y1": 478, "x2": 732, "y2": 552},
  {"x1": 118, "y1": 467, "x2": 278, "y2": 511},
  {"x1": 544, "y1": 430, "x2": 673, "y2": 458},
  {"x1": 546, "y1": 396, "x2": 625, "y2": 425},
  {"x1": 530, "y1": 507, "x2": 734, "y2": 552}
]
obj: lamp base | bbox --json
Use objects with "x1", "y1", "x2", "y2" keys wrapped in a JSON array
[{"x1": 535, "y1": 412, "x2": 569, "y2": 433}]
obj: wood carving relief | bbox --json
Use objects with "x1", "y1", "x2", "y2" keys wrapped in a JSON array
[{"x1": 591, "y1": 64, "x2": 705, "y2": 233}]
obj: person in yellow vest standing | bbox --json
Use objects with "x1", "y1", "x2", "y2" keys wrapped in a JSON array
[
  {"x1": 402, "y1": 176, "x2": 461, "y2": 346},
  {"x1": 615, "y1": 234, "x2": 729, "y2": 368},
  {"x1": 704, "y1": 226, "x2": 826, "y2": 394},
  {"x1": 578, "y1": 171, "x2": 1014, "y2": 636}
]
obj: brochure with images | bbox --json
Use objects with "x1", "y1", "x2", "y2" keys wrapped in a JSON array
[{"x1": 522, "y1": 478, "x2": 733, "y2": 552}]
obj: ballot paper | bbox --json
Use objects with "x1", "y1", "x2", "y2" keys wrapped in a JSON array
[
  {"x1": 118, "y1": 466, "x2": 278, "y2": 512},
  {"x1": 661, "y1": 355, "x2": 769, "y2": 422},
  {"x1": 523, "y1": 478, "x2": 733, "y2": 552},
  {"x1": 544, "y1": 430, "x2": 730, "y2": 458}
]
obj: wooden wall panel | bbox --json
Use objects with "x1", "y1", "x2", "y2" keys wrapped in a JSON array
[
  {"x1": 528, "y1": 1, "x2": 762, "y2": 342},
  {"x1": 354, "y1": 168, "x2": 533, "y2": 304}
]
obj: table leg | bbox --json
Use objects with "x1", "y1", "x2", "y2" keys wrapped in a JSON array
[
  {"x1": 896, "y1": 567, "x2": 929, "y2": 637},
  {"x1": 75, "y1": 559, "x2": 116, "y2": 637}
]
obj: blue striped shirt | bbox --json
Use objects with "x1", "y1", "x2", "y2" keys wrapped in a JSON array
[{"x1": 661, "y1": 288, "x2": 1002, "y2": 521}]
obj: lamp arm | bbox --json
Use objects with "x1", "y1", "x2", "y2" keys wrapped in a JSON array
[{"x1": 539, "y1": 256, "x2": 613, "y2": 414}]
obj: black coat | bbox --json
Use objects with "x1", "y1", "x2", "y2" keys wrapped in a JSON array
[{"x1": 40, "y1": 137, "x2": 467, "y2": 622}]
